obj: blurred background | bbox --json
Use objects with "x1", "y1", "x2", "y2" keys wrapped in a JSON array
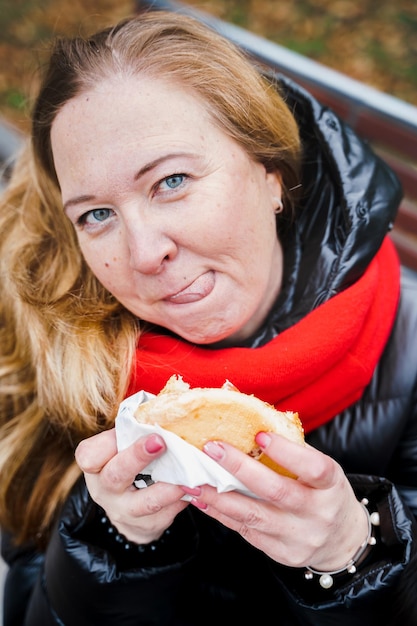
[
  {"x1": 0, "y1": 0, "x2": 417, "y2": 621},
  {"x1": 1, "y1": 0, "x2": 417, "y2": 134}
]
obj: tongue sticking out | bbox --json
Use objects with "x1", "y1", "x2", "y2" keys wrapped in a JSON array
[{"x1": 169, "y1": 271, "x2": 215, "y2": 304}]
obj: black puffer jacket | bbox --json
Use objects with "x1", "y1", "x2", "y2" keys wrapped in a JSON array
[{"x1": 3, "y1": 76, "x2": 417, "y2": 626}]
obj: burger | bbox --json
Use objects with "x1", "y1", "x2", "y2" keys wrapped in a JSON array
[{"x1": 133, "y1": 375, "x2": 304, "y2": 477}]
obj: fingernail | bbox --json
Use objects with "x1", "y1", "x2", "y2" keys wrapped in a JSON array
[
  {"x1": 203, "y1": 441, "x2": 225, "y2": 460},
  {"x1": 190, "y1": 498, "x2": 207, "y2": 510},
  {"x1": 255, "y1": 431, "x2": 272, "y2": 448},
  {"x1": 145, "y1": 434, "x2": 164, "y2": 454},
  {"x1": 181, "y1": 486, "x2": 202, "y2": 496}
]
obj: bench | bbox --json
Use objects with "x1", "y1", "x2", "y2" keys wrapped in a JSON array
[
  {"x1": 2, "y1": 1, "x2": 417, "y2": 271},
  {"x1": 0, "y1": 119, "x2": 24, "y2": 191}
]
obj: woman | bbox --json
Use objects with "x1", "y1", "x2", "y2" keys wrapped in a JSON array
[{"x1": 0, "y1": 10, "x2": 416, "y2": 626}]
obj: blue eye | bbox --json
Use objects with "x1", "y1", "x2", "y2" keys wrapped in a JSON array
[
  {"x1": 77, "y1": 207, "x2": 113, "y2": 226},
  {"x1": 161, "y1": 174, "x2": 186, "y2": 190},
  {"x1": 91, "y1": 208, "x2": 112, "y2": 221}
]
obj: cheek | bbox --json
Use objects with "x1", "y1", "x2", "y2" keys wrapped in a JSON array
[
  {"x1": 80, "y1": 242, "x2": 124, "y2": 286},
  {"x1": 90, "y1": 259, "x2": 128, "y2": 297},
  {"x1": 96, "y1": 256, "x2": 122, "y2": 275}
]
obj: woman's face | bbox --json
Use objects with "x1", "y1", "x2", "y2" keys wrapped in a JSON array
[{"x1": 51, "y1": 76, "x2": 283, "y2": 345}]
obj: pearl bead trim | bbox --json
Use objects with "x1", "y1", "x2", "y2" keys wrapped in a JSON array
[{"x1": 304, "y1": 498, "x2": 380, "y2": 589}]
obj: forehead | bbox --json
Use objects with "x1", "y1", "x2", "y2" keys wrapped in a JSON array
[
  {"x1": 53, "y1": 74, "x2": 212, "y2": 135},
  {"x1": 50, "y1": 75, "x2": 217, "y2": 165},
  {"x1": 50, "y1": 74, "x2": 243, "y2": 195}
]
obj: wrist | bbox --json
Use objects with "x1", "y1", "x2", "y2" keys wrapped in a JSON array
[
  {"x1": 97, "y1": 509, "x2": 189, "y2": 569},
  {"x1": 310, "y1": 497, "x2": 369, "y2": 572},
  {"x1": 304, "y1": 498, "x2": 380, "y2": 589},
  {"x1": 109, "y1": 517, "x2": 164, "y2": 546},
  {"x1": 100, "y1": 512, "x2": 170, "y2": 552}
]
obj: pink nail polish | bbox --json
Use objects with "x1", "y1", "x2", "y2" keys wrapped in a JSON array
[
  {"x1": 203, "y1": 441, "x2": 225, "y2": 460},
  {"x1": 145, "y1": 434, "x2": 164, "y2": 454},
  {"x1": 191, "y1": 498, "x2": 207, "y2": 510},
  {"x1": 255, "y1": 431, "x2": 271, "y2": 448},
  {"x1": 181, "y1": 486, "x2": 201, "y2": 496}
]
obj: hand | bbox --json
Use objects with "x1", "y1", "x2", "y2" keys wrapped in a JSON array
[
  {"x1": 181, "y1": 432, "x2": 368, "y2": 571},
  {"x1": 75, "y1": 429, "x2": 188, "y2": 545}
]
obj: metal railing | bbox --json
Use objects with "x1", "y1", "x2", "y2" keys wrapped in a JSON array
[{"x1": 136, "y1": 0, "x2": 417, "y2": 271}]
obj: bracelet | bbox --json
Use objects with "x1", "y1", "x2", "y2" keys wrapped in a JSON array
[
  {"x1": 99, "y1": 512, "x2": 171, "y2": 555},
  {"x1": 304, "y1": 498, "x2": 380, "y2": 589}
]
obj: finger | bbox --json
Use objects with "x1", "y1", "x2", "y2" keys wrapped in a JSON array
[
  {"x1": 255, "y1": 432, "x2": 338, "y2": 489},
  {"x1": 197, "y1": 442, "x2": 297, "y2": 516},
  {"x1": 202, "y1": 436, "x2": 336, "y2": 507},
  {"x1": 185, "y1": 486, "x2": 292, "y2": 560},
  {"x1": 127, "y1": 481, "x2": 189, "y2": 519},
  {"x1": 75, "y1": 429, "x2": 118, "y2": 473},
  {"x1": 99, "y1": 434, "x2": 167, "y2": 493},
  {"x1": 109, "y1": 483, "x2": 190, "y2": 545}
]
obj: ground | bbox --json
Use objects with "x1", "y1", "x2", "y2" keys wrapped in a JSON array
[{"x1": 1, "y1": 0, "x2": 417, "y2": 133}]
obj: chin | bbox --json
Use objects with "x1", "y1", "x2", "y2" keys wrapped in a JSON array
[
  {"x1": 185, "y1": 328, "x2": 245, "y2": 348},
  {"x1": 169, "y1": 314, "x2": 250, "y2": 346},
  {"x1": 170, "y1": 325, "x2": 232, "y2": 346}
]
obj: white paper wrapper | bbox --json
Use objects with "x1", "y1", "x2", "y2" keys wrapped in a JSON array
[{"x1": 115, "y1": 390, "x2": 254, "y2": 496}]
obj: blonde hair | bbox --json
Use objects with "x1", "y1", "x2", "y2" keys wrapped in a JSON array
[{"x1": 0, "y1": 10, "x2": 301, "y2": 546}]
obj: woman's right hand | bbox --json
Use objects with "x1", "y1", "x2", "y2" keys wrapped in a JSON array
[{"x1": 75, "y1": 429, "x2": 188, "y2": 545}]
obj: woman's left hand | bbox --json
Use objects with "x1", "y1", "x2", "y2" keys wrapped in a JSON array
[{"x1": 181, "y1": 432, "x2": 368, "y2": 572}]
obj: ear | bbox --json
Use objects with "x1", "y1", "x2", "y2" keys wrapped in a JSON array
[{"x1": 265, "y1": 170, "x2": 283, "y2": 212}]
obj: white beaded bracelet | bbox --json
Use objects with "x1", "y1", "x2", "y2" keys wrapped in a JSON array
[{"x1": 304, "y1": 498, "x2": 380, "y2": 589}]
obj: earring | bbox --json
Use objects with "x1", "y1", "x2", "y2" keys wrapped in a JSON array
[{"x1": 273, "y1": 197, "x2": 283, "y2": 214}]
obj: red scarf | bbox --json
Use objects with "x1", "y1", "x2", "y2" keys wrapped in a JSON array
[{"x1": 127, "y1": 237, "x2": 400, "y2": 433}]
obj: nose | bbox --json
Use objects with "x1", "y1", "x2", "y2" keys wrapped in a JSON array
[{"x1": 125, "y1": 217, "x2": 177, "y2": 275}]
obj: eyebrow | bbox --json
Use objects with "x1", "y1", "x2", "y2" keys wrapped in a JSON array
[
  {"x1": 63, "y1": 152, "x2": 198, "y2": 212},
  {"x1": 63, "y1": 194, "x2": 96, "y2": 213},
  {"x1": 134, "y1": 152, "x2": 197, "y2": 180}
]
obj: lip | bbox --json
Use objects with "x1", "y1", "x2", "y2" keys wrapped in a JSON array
[{"x1": 165, "y1": 271, "x2": 215, "y2": 304}]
